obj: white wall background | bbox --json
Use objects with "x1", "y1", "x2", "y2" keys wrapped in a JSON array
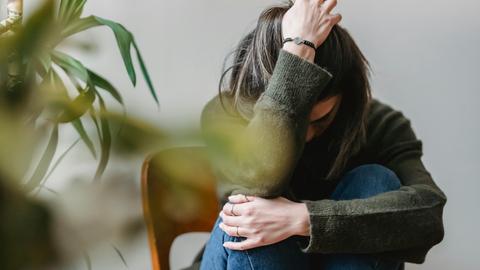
[{"x1": 23, "y1": 0, "x2": 480, "y2": 269}]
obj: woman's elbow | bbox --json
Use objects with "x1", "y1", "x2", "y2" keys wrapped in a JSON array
[{"x1": 423, "y1": 203, "x2": 446, "y2": 249}]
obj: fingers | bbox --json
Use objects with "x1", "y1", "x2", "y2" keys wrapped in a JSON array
[
  {"x1": 228, "y1": 194, "x2": 255, "y2": 204},
  {"x1": 223, "y1": 201, "x2": 257, "y2": 217},
  {"x1": 320, "y1": 1, "x2": 342, "y2": 28},
  {"x1": 223, "y1": 238, "x2": 259, "y2": 250},
  {"x1": 219, "y1": 222, "x2": 247, "y2": 238},
  {"x1": 222, "y1": 202, "x2": 246, "y2": 216},
  {"x1": 219, "y1": 211, "x2": 243, "y2": 227},
  {"x1": 322, "y1": 0, "x2": 337, "y2": 13},
  {"x1": 328, "y1": 13, "x2": 342, "y2": 25},
  {"x1": 222, "y1": 194, "x2": 255, "y2": 216},
  {"x1": 222, "y1": 202, "x2": 239, "y2": 216}
]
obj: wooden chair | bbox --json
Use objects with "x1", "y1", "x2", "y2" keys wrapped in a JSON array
[{"x1": 141, "y1": 146, "x2": 220, "y2": 270}]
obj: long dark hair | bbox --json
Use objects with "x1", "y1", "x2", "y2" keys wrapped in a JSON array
[{"x1": 217, "y1": 1, "x2": 372, "y2": 180}]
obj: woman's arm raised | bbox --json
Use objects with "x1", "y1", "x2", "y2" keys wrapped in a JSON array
[
  {"x1": 201, "y1": 48, "x2": 331, "y2": 200},
  {"x1": 201, "y1": 0, "x2": 341, "y2": 201}
]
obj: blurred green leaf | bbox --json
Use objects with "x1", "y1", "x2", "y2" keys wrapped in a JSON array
[
  {"x1": 24, "y1": 125, "x2": 59, "y2": 192},
  {"x1": 82, "y1": 251, "x2": 92, "y2": 270},
  {"x1": 93, "y1": 96, "x2": 111, "y2": 182},
  {"x1": 57, "y1": 86, "x2": 96, "y2": 123},
  {"x1": 60, "y1": 16, "x2": 159, "y2": 104},
  {"x1": 50, "y1": 51, "x2": 96, "y2": 122},
  {"x1": 36, "y1": 53, "x2": 52, "y2": 77},
  {"x1": 44, "y1": 138, "x2": 80, "y2": 182},
  {"x1": 112, "y1": 244, "x2": 129, "y2": 269},
  {"x1": 34, "y1": 138, "x2": 81, "y2": 197},
  {"x1": 60, "y1": 15, "x2": 98, "y2": 38},
  {"x1": 88, "y1": 107, "x2": 102, "y2": 142},
  {"x1": 72, "y1": 119, "x2": 97, "y2": 158},
  {"x1": 132, "y1": 42, "x2": 156, "y2": 105},
  {"x1": 51, "y1": 50, "x2": 90, "y2": 84},
  {"x1": 41, "y1": 69, "x2": 70, "y2": 112},
  {"x1": 88, "y1": 69, "x2": 123, "y2": 105},
  {"x1": 58, "y1": 0, "x2": 87, "y2": 26},
  {"x1": 100, "y1": 111, "x2": 169, "y2": 155},
  {"x1": 14, "y1": 0, "x2": 56, "y2": 60}
]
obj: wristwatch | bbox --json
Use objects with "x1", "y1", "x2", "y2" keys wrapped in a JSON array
[{"x1": 282, "y1": 37, "x2": 316, "y2": 50}]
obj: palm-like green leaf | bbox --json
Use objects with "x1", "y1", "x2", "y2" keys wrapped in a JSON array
[
  {"x1": 51, "y1": 50, "x2": 91, "y2": 84},
  {"x1": 58, "y1": 0, "x2": 87, "y2": 26},
  {"x1": 60, "y1": 15, "x2": 159, "y2": 104},
  {"x1": 88, "y1": 69, "x2": 123, "y2": 105},
  {"x1": 24, "y1": 125, "x2": 59, "y2": 192},
  {"x1": 51, "y1": 51, "x2": 98, "y2": 122},
  {"x1": 57, "y1": 86, "x2": 95, "y2": 123},
  {"x1": 93, "y1": 95, "x2": 111, "y2": 182},
  {"x1": 14, "y1": 0, "x2": 55, "y2": 60},
  {"x1": 112, "y1": 244, "x2": 129, "y2": 269},
  {"x1": 72, "y1": 119, "x2": 97, "y2": 158},
  {"x1": 41, "y1": 70, "x2": 95, "y2": 159},
  {"x1": 5, "y1": 0, "x2": 158, "y2": 191},
  {"x1": 34, "y1": 138, "x2": 81, "y2": 197},
  {"x1": 36, "y1": 53, "x2": 52, "y2": 76}
]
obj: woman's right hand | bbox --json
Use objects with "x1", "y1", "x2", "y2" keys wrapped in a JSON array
[{"x1": 282, "y1": 0, "x2": 342, "y2": 62}]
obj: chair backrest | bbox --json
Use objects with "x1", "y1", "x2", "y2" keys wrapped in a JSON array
[{"x1": 141, "y1": 146, "x2": 220, "y2": 270}]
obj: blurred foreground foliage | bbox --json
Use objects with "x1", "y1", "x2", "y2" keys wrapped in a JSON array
[
  {"x1": 0, "y1": 0, "x2": 178, "y2": 269},
  {"x1": 1, "y1": 0, "x2": 159, "y2": 188}
]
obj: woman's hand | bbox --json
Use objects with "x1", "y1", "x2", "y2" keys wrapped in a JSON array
[
  {"x1": 282, "y1": 0, "x2": 342, "y2": 62},
  {"x1": 218, "y1": 194, "x2": 311, "y2": 250}
]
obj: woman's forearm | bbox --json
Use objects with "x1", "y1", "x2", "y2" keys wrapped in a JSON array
[{"x1": 282, "y1": 43, "x2": 316, "y2": 63}]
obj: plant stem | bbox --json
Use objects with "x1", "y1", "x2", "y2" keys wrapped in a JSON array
[
  {"x1": 2, "y1": 0, "x2": 23, "y2": 90},
  {"x1": 0, "y1": 0, "x2": 22, "y2": 35},
  {"x1": 8, "y1": 0, "x2": 23, "y2": 14}
]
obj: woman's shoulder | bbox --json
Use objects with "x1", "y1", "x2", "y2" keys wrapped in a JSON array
[
  {"x1": 367, "y1": 98, "x2": 413, "y2": 127},
  {"x1": 365, "y1": 98, "x2": 421, "y2": 150}
]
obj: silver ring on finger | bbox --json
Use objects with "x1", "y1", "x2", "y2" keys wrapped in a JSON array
[
  {"x1": 236, "y1": 226, "x2": 242, "y2": 237},
  {"x1": 230, "y1": 203, "x2": 238, "y2": 216}
]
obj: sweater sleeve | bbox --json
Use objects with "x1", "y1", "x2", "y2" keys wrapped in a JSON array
[
  {"x1": 298, "y1": 102, "x2": 447, "y2": 264},
  {"x1": 200, "y1": 49, "x2": 332, "y2": 201}
]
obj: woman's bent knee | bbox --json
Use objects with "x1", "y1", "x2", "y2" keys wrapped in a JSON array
[{"x1": 331, "y1": 164, "x2": 401, "y2": 200}]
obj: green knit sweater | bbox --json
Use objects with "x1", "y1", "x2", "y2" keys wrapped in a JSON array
[{"x1": 197, "y1": 48, "x2": 447, "y2": 265}]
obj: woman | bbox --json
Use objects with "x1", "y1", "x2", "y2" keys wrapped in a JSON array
[{"x1": 195, "y1": 0, "x2": 447, "y2": 269}]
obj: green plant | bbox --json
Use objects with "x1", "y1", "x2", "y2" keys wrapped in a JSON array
[
  {"x1": 0, "y1": 1, "x2": 166, "y2": 269},
  {"x1": 0, "y1": 0, "x2": 158, "y2": 191}
]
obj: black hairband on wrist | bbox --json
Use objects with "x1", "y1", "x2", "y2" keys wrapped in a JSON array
[{"x1": 283, "y1": 37, "x2": 316, "y2": 50}]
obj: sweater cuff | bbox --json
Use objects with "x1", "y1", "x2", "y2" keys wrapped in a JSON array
[
  {"x1": 257, "y1": 48, "x2": 333, "y2": 118},
  {"x1": 297, "y1": 199, "x2": 334, "y2": 253}
]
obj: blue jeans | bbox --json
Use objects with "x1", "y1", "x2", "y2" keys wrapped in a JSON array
[{"x1": 199, "y1": 164, "x2": 405, "y2": 270}]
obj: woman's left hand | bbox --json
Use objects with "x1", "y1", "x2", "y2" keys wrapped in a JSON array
[{"x1": 219, "y1": 194, "x2": 310, "y2": 250}]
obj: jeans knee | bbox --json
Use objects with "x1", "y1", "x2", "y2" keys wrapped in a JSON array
[
  {"x1": 332, "y1": 164, "x2": 401, "y2": 200},
  {"x1": 348, "y1": 164, "x2": 400, "y2": 189}
]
